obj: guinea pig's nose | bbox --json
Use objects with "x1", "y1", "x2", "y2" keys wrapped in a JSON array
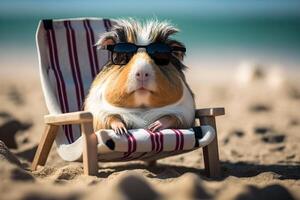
[{"x1": 135, "y1": 71, "x2": 149, "y2": 81}]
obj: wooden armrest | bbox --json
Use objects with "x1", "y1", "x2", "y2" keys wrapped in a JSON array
[
  {"x1": 195, "y1": 107, "x2": 225, "y2": 117},
  {"x1": 44, "y1": 111, "x2": 93, "y2": 125}
]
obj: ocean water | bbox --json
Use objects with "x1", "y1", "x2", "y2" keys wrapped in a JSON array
[{"x1": 1, "y1": 1, "x2": 300, "y2": 70}]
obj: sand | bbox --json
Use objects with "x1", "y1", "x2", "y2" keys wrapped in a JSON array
[{"x1": 0, "y1": 63, "x2": 299, "y2": 200}]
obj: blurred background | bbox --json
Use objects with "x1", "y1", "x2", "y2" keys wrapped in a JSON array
[{"x1": 1, "y1": 0, "x2": 300, "y2": 77}]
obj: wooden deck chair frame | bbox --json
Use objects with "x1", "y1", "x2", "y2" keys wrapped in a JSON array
[
  {"x1": 30, "y1": 18, "x2": 225, "y2": 178},
  {"x1": 31, "y1": 108, "x2": 224, "y2": 177}
]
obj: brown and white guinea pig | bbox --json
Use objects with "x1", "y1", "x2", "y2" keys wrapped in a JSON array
[{"x1": 84, "y1": 19, "x2": 195, "y2": 134}]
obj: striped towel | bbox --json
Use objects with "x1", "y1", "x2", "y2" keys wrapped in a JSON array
[{"x1": 94, "y1": 126, "x2": 215, "y2": 162}]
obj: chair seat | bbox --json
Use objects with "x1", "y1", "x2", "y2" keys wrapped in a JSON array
[{"x1": 94, "y1": 126, "x2": 215, "y2": 162}]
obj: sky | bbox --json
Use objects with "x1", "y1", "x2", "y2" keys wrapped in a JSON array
[{"x1": 1, "y1": 0, "x2": 300, "y2": 18}]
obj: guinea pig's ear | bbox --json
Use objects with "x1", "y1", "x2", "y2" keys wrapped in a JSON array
[
  {"x1": 95, "y1": 34, "x2": 116, "y2": 49},
  {"x1": 168, "y1": 40, "x2": 186, "y2": 61}
]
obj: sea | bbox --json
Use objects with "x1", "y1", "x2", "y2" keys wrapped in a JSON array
[{"x1": 1, "y1": 0, "x2": 300, "y2": 71}]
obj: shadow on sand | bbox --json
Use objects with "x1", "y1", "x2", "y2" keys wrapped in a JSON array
[
  {"x1": 0, "y1": 118, "x2": 32, "y2": 149},
  {"x1": 97, "y1": 161, "x2": 300, "y2": 181},
  {"x1": 96, "y1": 161, "x2": 297, "y2": 200}
]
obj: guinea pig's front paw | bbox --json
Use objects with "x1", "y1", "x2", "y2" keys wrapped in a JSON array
[
  {"x1": 148, "y1": 115, "x2": 180, "y2": 132},
  {"x1": 111, "y1": 121, "x2": 128, "y2": 135}
]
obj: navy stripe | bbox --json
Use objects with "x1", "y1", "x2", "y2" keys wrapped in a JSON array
[
  {"x1": 49, "y1": 30, "x2": 72, "y2": 143},
  {"x1": 51, "y1": 27, "x2": 73, "y2": 143},
  {"x1": 103, "y1": 19, "x2": 111, "y2": 62},
  {"x1": 64, "y1": 20, "x2": 87, "y2": 142},
  {"x1": 67, "y1": 21, "x2": 85, "y2": 107},
  {"x1": 46, "y1": 27, "x2": 71, "y2": 143},
  {"x1": 83, "y1": 20, "x2": 96, "y2": 79},
  {"x1": 64, "y1": 21, "x2": 84, "y2": 114},
  {"x1": 103, "y1": 19, "x2": 109, "y2": 31},
  {"x1": 64, "y1": 21, "x2": 81, "y2": 111},
  {"x1": 106, "y1": 19, "x2": 112, "y2": 29},
  {"x1": 86, "y1": 20, "x2": 100, "y2": 74}
]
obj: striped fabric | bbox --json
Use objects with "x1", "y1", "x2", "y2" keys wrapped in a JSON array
[
  {"x1": 95, "y1": 127, "x2": 208, "y2": 162},
  {"x1": 39, "y1": 18, "x2": 113, "y2": 144},
  {"x1": 37, "y1": 18, "x2": 216, "y2": 162}
]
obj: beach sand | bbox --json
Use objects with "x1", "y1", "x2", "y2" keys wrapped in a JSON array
[{"x1": 0, "y1": 63, "x2": 299, "y2": 200}]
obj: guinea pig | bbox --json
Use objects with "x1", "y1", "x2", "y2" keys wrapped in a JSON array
[{"x1": 84, "y1": 19, "x2": 195, "y2": 134}]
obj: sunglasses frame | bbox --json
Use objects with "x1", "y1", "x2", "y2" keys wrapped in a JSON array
[{"x1": 105, "y1": 42, "x2": 186, "y2": 65}]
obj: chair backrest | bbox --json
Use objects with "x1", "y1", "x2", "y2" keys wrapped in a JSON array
[{"x1": 36, "y1": 18, "x2": 115, "y2": 154}]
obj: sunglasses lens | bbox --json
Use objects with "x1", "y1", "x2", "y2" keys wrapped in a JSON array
[
  {"x1": 112, "y1": 43, "x2": 136, "y2": 65},
  {"x1": 113, "y1": 43, "x2": 136, "y2": 53},
  {"x1": 147, "y1": 43, "x2": 171, "y2": 65},
  {"x1": 112, "y1": 52, "x2": 133, "y2": 65}
]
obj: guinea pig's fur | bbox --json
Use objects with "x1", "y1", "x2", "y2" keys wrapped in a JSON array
[{"x1": 84, "y1": 19, "x2": 195, "y2": 131}]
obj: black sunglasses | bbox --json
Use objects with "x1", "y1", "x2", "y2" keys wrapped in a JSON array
[{"x1": 106, "y1": 42, "x2": 186, "y2": 65}]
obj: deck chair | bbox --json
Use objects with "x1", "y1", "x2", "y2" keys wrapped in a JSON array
[{"x1": 31, "y1": 18, "x2": 225, "y2": 177}]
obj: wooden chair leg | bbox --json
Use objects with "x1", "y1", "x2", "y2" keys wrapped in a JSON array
[
  {"x1": 31, "y1": 124, "x2": 59, "y2": 171},
  {"x1": 199, "y1": 116, "x2": 221, "y2": 178},
  {"x1": 81, "y1": 122, "x2": 98, "y2": 176}
]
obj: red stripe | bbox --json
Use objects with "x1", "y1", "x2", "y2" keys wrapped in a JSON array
[
  {"x1": 173, "y1": 129, "x2": 182, "y2": 151},
  {"x1": 127, "y1": 131, "x2": 136, "y2": 153},
  {"x1": 64, "y1": 21, "x2": 81, "y2": 109},
  {"x1": 69, "y1": 21, "x2": 85, "y2": 110},
  {"x1": 50, "y1": 31, "x2": 69, "y2": 113},
  {"x1": 65, "y1": 20, "x2": 88, "y2": 142},
  {"x1": 68, "y1": 21, "x2": 85, "y2": 108},
  {"x1": 158, "y1": 131, "x2": 164, "y2": 153},
  {"x1": 52, "y1": 31, "x2": 73, "y2": 143},
  {"x1": 173, "y1": 129, "x2": 184, "y2": 151},
  {"x1": 128, "y1": 133, "x2": 134, "y2": 156},
  {"x1": 172, "y1": 129, "x2": 180, "y2": 151},
  {"x1": 83, "y1": 20, "x2": 96, "y2": 79},
  {"x1": 123, "y1": 133, "x2": 132, "y2": 158},
  {"x1": 146, "y1": 130, "x2": 155, "y2": 151},
  {"x1": 51, "y1": 29, "x2": 74, "y2": 143},
  {"x1": 148, "y1": 130, "x2": 161, "y2": 153},
  {"x1": 154, "y1": 131, "x2": 160, "y2": 152},
  {"x1": 177, "y1": 129, "x2": 184, "y2": 150},
  {"x1": 47, "y1": 29, "x2": 72, "y2": 144},
  {"x1": 64, "y1": 21, "x2": 85, "y2": 143},
  {"x1": 64, "y1": 21, "x2": 84, "y2": 112},
  {"x1": 86, "y1": 20, "x2": 100, "y2": 74}
]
